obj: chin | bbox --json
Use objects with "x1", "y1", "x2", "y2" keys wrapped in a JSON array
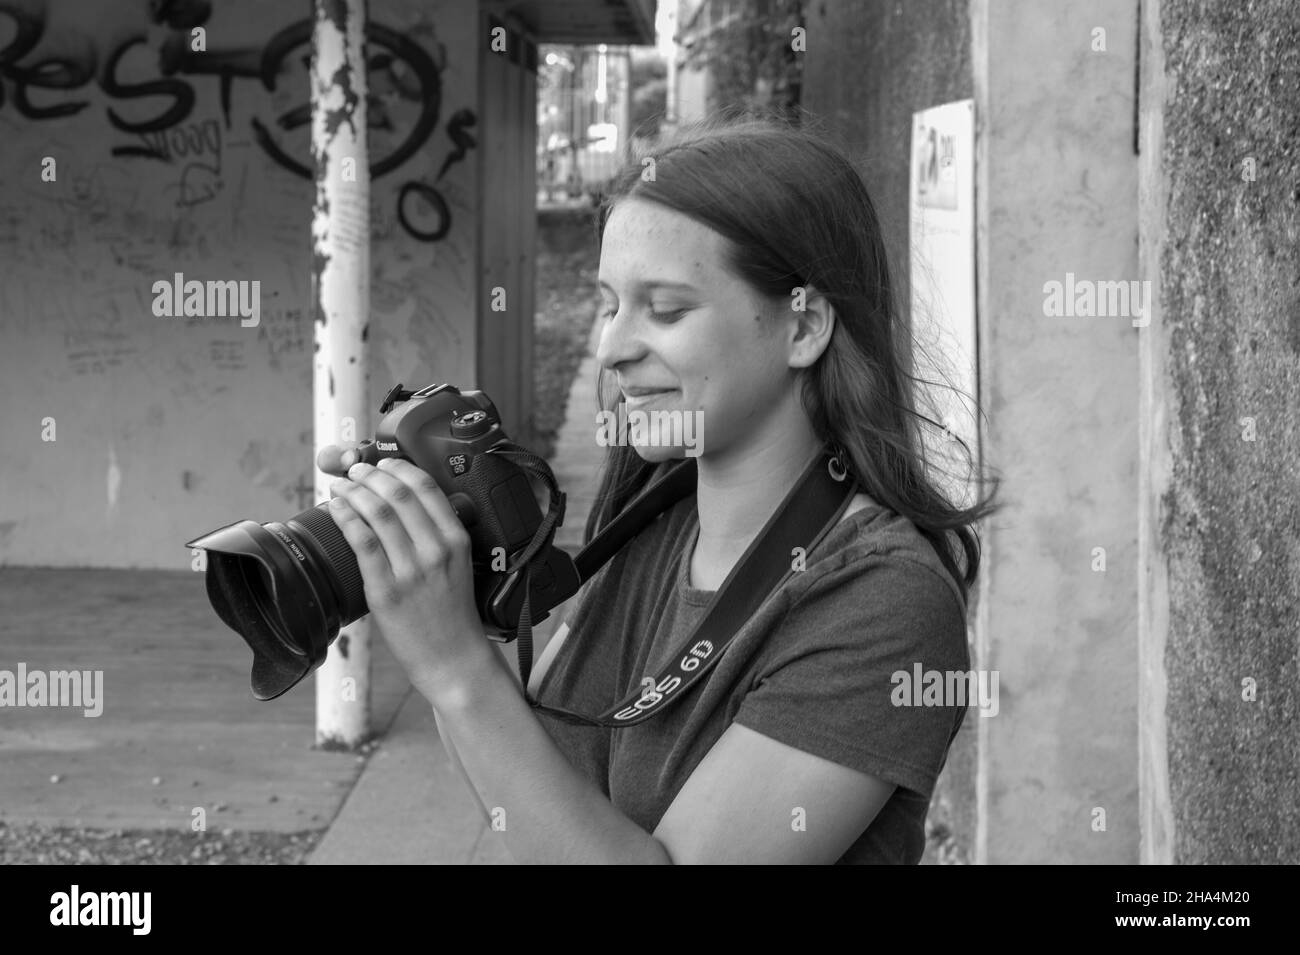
[{"x1": 630, "y1": 443, "x2": 688, "y2": 464}]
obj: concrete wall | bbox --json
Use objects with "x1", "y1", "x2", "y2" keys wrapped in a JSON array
[
  {"x1": 1140, "y1": 0, "x2": 1300, "y2": 864},
  {"x1": 972, "y1": 0, "x2": 1141, "y2": 864},
  {"x1": 802, "y1": 0, "x2": 977, "y2": 863},
  {"x1": 803, "y1": 0, "x2": 972, "y2": 330},
  {"x1": 0, "y1": 0, "x2": 479, "y2": 569}
]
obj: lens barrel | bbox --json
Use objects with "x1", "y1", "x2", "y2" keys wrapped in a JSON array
[{"x1": 284, "y1": 502, "x2": 368, "y2": 623}]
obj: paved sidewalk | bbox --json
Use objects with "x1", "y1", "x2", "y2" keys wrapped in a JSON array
[
  {"x1": 307, "y1": 684, "x2": 513, "y2": 864},
  {"x1": 309, "y1": 316, "x2": 608, "y2": 864},
  {"x1": 0, "y1": 567, "x2": 409, "y2": 834},
  {"x1": 547, "y1": 316, "x2": 606, "y2": 557}
]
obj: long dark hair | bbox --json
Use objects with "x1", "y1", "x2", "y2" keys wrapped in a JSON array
[{"x1": 581, "y1": 114, "x2": 999, "y2": 603}]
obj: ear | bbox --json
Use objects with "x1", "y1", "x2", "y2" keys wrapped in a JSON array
[{"x1": 785, "y1": 285, "x2": 836, "y2": 369}]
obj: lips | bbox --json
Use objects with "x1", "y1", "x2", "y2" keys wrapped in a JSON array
[{"x1": 620, "y1": 384, "x2": 675, "y2": 397}]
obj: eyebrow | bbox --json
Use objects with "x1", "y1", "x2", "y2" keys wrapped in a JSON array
[{"x1": 598, "y1": 279, "x2": 699, "y2": 295}]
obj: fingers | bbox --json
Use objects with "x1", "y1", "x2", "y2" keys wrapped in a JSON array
[
  {"x1": 327, "y1": 496, "x2": 397, "y2": 604},
  {"x1": 328, "y1": 460, "x2": 471, "y2": 599},
  {"x1": 316, "y1": 444, "x2": 360, "y2": 477},
  {"x1": 329, "y1": 465, "x2": 423, "y2": 589},
  {"x1": 376, "y1": 458, "x2": 470, "y2": 546}
]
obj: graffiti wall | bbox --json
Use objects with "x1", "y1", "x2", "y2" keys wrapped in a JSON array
[{"x1": 0, "y1": 0, "x2": 479, "y2": 568}]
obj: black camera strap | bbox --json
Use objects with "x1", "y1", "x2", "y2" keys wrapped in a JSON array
[
  {"x1": 481, "y1": 442, "x2": 569, "y2": 692},
  {"x1": 518, "y1": 448, "x2": 859, "y2": 728}
]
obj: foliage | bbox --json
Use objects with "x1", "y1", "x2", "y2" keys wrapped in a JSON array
[
  {"x1": 629, "y1": 48, "x2": 669, "y2": 137},
  {"x1": 681, "y1": 0, "x2": 804, "y2": 118}
]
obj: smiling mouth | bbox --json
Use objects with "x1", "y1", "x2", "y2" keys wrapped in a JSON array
[{"x1": 622, "y1": 389, "x2": 676, "y2": 402}]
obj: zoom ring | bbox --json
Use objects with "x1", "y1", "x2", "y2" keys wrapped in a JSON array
[{"x1": 294, "y1": 503, "x2": 367, "y2": 619}]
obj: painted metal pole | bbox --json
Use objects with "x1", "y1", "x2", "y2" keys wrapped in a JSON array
[{"x1": 311, "y1": 0, "x2": 370, "y2": 748}]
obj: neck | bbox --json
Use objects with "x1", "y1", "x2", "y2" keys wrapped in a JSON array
[{"x1": 693, "y1": 420, "x2": 824, "y2": 560}]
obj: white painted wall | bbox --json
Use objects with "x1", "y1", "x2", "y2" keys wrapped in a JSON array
[{"x1": 0, "y1": 0, "x2": 478, "y2": 569}]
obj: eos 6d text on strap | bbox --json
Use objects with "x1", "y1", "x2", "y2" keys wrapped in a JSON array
[{"x1": 525, "y1": 447, "x2": 858, "y2": 728}]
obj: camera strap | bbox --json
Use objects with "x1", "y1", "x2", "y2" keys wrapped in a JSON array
[
  {"x1": 519, "y1": 448, "x2": 859, "y2": 728},
  {"x1": 480, "y1": 442, "x2": 569, "y2": 692}
]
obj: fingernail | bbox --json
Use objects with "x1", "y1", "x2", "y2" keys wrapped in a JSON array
[{"x1": 340, "y1": 451, "x2": 355, "y2": 467}]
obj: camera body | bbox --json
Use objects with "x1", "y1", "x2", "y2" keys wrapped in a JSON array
[{"x1": 358, "y1": 382, "x2": 578, "y2": 633}]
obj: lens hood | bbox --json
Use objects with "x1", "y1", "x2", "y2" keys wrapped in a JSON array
[{"x1": 186, "y1": 520, "x2": 338, "y2": 700}]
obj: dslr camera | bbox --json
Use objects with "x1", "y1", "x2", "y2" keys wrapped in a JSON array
[{"x1": 187, "y1": 382, "x2": 580, "y2": 700}]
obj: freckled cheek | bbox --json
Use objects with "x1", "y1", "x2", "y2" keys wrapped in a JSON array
[{"x1": 681, "y1": 374, "x2": 706, "y2": 408}]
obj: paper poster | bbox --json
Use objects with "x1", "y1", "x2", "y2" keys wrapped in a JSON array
[{"x1": 909, "y1": 99, "x2": 978, "y2": 507}]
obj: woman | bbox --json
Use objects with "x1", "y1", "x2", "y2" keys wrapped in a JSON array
[{"x1": 318, "y1": 117, "x2": 998, "y2": 864}]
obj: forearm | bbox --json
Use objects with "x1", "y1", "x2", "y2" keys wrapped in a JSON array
[
  {"x1": 421, "y1": 640, "x2": 672, "y2": 865},
  {"x1": 432, "y1": 707, "x2": 490, "y2": 821}
]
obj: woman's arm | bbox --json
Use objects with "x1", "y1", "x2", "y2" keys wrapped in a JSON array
[
  {"x1": 653, "y1": 724, "x2": 895, "y2": 863},
  {"x1": 435, "y1": 618, "x2": 568, "y2": 823},
  {"x1": 432, "y1": 706, "x2": 489, "y2": 821}
]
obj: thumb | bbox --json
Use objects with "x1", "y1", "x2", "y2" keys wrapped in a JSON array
[{"x1": 316, "y1": 445, "x2": 359, "y2": 477}]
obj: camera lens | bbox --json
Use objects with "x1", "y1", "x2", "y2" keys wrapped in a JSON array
[
  {"x1": 187, "y1": 502, "x2": 369, "y2": 700},
  {"x1": 242, "y1": 557, "x2": 299, "y2": 657}
]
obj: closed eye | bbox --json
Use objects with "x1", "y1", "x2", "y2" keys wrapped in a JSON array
[
  {"x1": 649, "y1": 307, "x2": 688, "y2": 323},
  {"x1": 597, "y1": 304, "x2": 690, "y2": 323}
]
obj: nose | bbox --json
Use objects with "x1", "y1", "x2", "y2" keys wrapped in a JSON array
[{"x1": 594, "y1": 304, "x2": 645, "y2": 372}]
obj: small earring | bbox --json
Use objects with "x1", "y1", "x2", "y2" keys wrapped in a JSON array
[{"x1": 827, "y1": 450, "x2": 848, "y2": 483}]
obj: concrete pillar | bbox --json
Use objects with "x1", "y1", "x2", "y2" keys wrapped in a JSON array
[
  {"x1": 1134, "y1": 0, "x2": 1300, "y2": 865},
  {"x1": 971, "y1": 0, "x2": 1141, "y2": 862},
  {"x1": 1136, "y1": 0, "x2": 1174, "y2": 867},
  {"x1": 311, "y1": 0, "x2": 372, "y2": 749}
]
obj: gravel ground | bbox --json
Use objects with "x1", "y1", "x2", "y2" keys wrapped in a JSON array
[{"x1": 0, "y1": 819, "x2": 323, "y2": 865}]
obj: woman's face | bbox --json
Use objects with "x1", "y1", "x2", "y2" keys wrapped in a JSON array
[{"x1": 595, "y1": 197, "x2": 800, "y2": 463}]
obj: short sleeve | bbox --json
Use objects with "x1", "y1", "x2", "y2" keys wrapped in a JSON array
[{"x1": 734, "y1": 554, "x2": 971, "y2": 798}]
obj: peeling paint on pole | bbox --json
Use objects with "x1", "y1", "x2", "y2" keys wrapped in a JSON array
[{"x1": 312, "y1": 0, "x2": 371, "y2": 749}]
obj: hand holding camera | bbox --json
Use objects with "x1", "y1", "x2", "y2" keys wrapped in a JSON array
[{"x1": 325, "y1": 455, "x2": 483, "y2": 702}]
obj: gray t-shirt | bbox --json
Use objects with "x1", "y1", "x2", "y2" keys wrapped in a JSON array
[{"x1": 534, "y1": 483, "x2": 971, "y2": 864}]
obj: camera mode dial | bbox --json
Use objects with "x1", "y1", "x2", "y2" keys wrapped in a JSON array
[{"x1": 451, "y1": 410, "x2": 493, "y2": 439}]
